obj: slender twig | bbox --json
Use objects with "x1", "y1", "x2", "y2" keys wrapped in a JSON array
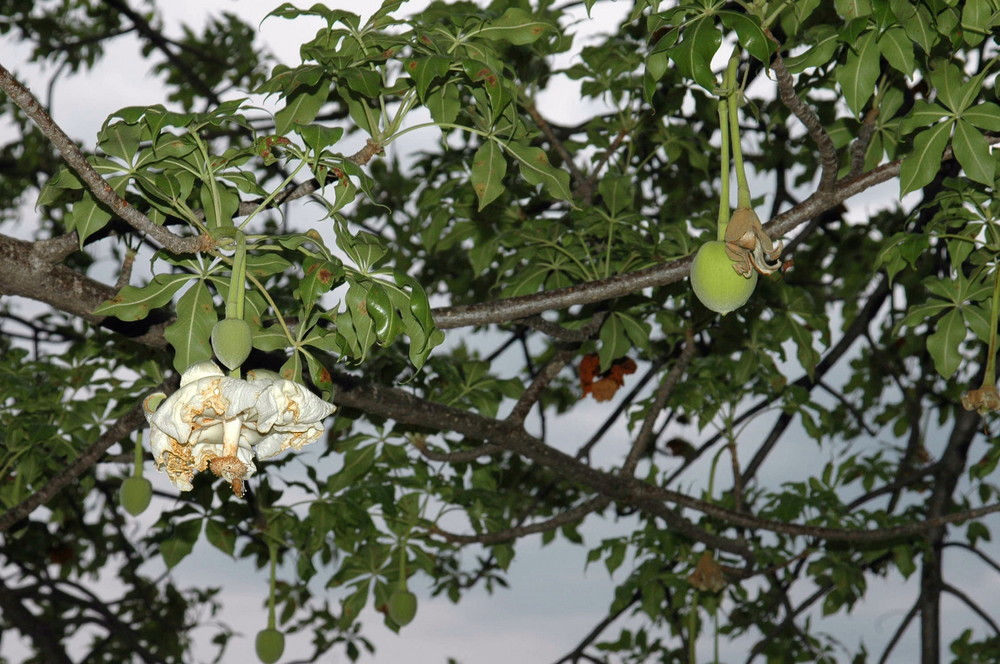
[
  {"x1": 850, "y1": 108, "x2": 880, "y2": 176},
  {"x1": 943, "y1": 541, "x2": 1000, "y2": 575},
  {"x1": 771, "y1": 52, "x2": 839, "y2": 191},
  {"x1": 876, "y1": 599, "x2": 919, "y2": 664},
  {"x1": 551, "y1": 592, "x2": 640, "y2": 664},
  {"x1": 507, "y1": 348, "x2": 576, "y2": 425},
  {"x1": 620, "y1": 331, "x2": 695, "y2": 475},
  {"x1": 0, "y1": 63, "x2": 207, "y2": 254},
  {"x1": 943, "y1": 582, "x2": 1000, "y2": 635}
]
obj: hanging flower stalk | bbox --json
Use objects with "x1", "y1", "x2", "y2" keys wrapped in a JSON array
[
  {"x1": 143, "y1": 361, "x2": 336, "y2": 497},
  {"x1": 690, "y1": 52, "x2": 783, "y2": 315}
]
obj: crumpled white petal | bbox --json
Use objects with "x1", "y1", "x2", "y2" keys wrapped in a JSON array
[{"x1": 143, "y1": 361, "x2": 335, "y2": 496}]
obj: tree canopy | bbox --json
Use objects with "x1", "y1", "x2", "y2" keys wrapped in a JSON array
[{"x1": 2, "y1": 0, "x2": 1000, "y2": 662}]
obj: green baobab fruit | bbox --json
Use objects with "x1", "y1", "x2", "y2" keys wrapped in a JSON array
[
  {"x1": 119, "y1": 476, "x2": 153, "y2": 516},
  {"x1": 211, "y1": 318, "x2": 253, "y2": 370},
  {"x1": 387, "y1": 589, "x2": 417, "y2": 626},
  {"x1": 690, "y1": 241, "x2": 757, "y2": 315},
  {"x1": 255, "y1": 628, "x2": 285, "y2": 663}
]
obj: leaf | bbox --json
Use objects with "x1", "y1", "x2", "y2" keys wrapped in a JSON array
[
  {"x1": 93, "y1": 273, "x2": 195, "y2": 321},
  {"x1": 836, "y1": 30, "x2": 880, "y2": 116},
  {"x1": 962, "y1": 102, "x2": 1000, "y2": 132},
  {"x1": 926, "y1": 308, "x2": 965, "y2": 379},
  {"x1": 161, "y1": 518, "x2": 203, "y2": 569},
  {"x1": 471, "y1": 141, "x2": 507, "y2": 210},
  {"x1": 598, "y1": 174, "x2": 632, "y2": 216},
  {"x1": 405, "y1": 55, "x2": 451, "y2": 99},
  {"x1": 163, "y1": 280, "x2": 217, "y2": 373},
  {"x1": 327, "y1": 445, "x2": 378, "y2": 493},
  {"x1": 834, "y1": 0, "x2": 871, "y2": 19},
  {"x1": 66, "y1": 195, "x2": 113, "y2": 246},
  {"x1": 425, "y1": 84, "x2": 460, "y2": 125},
  {"x1": 900, "y1": 100, "x2": 948, "y2": 134},
  {"x1": 477, "y1": 8, "x2": 551, "y2": 45},
  {"x1": 718, "y1": 12, "x2": 773, "y2": 64},
  {"x1": 295, "y1": 123, "x2": 344, "y2": 153},
  {"x1": 98, "y1": 121, "x2": 142, "y2": 162},
  {"x1": 204, "y1": 520, "x2": 236, "y2": 557},
  {"x1": 783, "y1": 26, "x2": 839, "y2": 73},
  {"x1": 952, "y1": 119, "x2": 996, "y2": 186},
  {"x1": 274, "y1": 79, "x2": 332, "y2": 135},
  {"x1": 504, "y1": 142, "x2": 573, "y2": 202},
  {"x1": 665, "y1": 16, "x2": 721, "y2": 91},
  {"x1": 899, "y1": 120, "x2": 953, "y2": 195},
  {"x1": 598, "y1": 315, "x2": 630, "y2": 373},
  {"x1": 878, "y1": 27, "x2": 914, "y2": 77}
]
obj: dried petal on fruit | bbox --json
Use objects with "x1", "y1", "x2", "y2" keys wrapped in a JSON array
[
  {"x1": 687, "y1": 550, "x2": 726, "y2": 592},
  {"x1": 724, "y1": 207, "x2": 783, "y2": 277}
]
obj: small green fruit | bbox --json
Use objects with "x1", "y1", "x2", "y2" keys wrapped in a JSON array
[
  {"x1": 119, "y1": 477, "x2": 153, "y2": 516},
  {"x1": 387, "y1": 589, "x2": 417, "y2": 626},
  {"x1": 690, "y1": 241, "x2": 757, "y2": 315},
  {"x1": 255, "y1": 628, "x2": 285, "y2": 664},
  {"x1": 211, "y1": 318, "x2": 253, "y2": 370}
]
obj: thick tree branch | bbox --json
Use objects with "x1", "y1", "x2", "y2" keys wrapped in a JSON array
[
  {"x1": 330, "y1": 372, "x2": 1000, "y2": 548},
  {"x1": 0, "y1": 62, "x2": 207, "y2": 254},
  {"x1": 431, "y1": 497, "x2": 610, "y2": 544}
]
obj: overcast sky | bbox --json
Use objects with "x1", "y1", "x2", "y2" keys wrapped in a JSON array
[{"x1": 3, "y1": 1, "x2": 999, "y2": 663}]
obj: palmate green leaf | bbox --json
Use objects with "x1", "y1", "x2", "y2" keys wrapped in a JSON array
[
  {"x1": 926, "y1": 308, "x2": 965, "y2": 379},
  {"x1": 504, "y1": 142, "x2": 573, "y2": 202},
  {"x1": 160, "y1": 518, "x2": 203, "y2": 569},
  {"x1": 204, "y1": 519, "x2": 236, "y2": 557},
  {"x1": 878, "y1": 27, "x2": 914, "y2": 77},
  {"x1": 598, "y1": 315, "x2": 630, "y2": 373},
  {"x1": 66, "y1": 194, "x2": 113, "y2": 246},
  {"x1": 718, "y1": 11, "x2": 773, "y2": 64},
  {"x1": 599, "y1": 174, "x2": 632, "y2": 216},
  {"x1": 952, "y1": 119, "x2": 996, "y2": 186},
  {"x1": 836, "y1": 30, "x2": 879, "y2": 116},
  {"x1": 900, "y1": 100, "x2": 948, "y2": 134},
  {"x1": 163, "y1": 280, "x2": 217, "y2": 373},
  {"x1": 961, "y1": 0, "x2": 996, "y2": 45},
  {"x1": 295, "y1": 123, "x2": 344, "y2": 153},
  {"x1": 93, "y1": 273, "x2": 195, "y2": 321},
  {"x1": 425, "y1": 84, "x2": 459, "y2": 124},
  {"x1": 665, "y1": 16, "x2": 721, "y2": 91},
  {"x1": 471, "y1": 141, "x2": 507, "y2": 210},
  {"x1": 899, "y1": 120, "x2": 953, "y2": 195},
  {"x1": 477, "y1": 7, "x2": 552, "y2": 45},
  {"x1": 406, "y1": 55, "x2": 451, "y2": 99},
  {"x1": 327, "y1": 445, "x2": 377, "y2": 494},
  {"x1": 783, "y1": 25, "x2": 839, "y2": 73},
  {"x1": 97, "y1": 121, "x2": 142, "y2": 163},
  {"x1": 962, "y1": 102, "x2": 1000, "y2": 132},
  {"x1": 274, "y1": 79, "x2": 332, "y2": 135},
  {"x1": 928, "y1": 60, "x2": 968, "y2": 113}
]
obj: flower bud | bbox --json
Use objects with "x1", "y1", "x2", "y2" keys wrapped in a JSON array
[
  {"x1": 387, "y1": 589, "x2": 417, "y2": 626},
  {"x1": 211, "y1": 318, "x2": 253, "y2": 370},
  {"x1": 255, "y1": 628, "x2": 285, "y2": 664},
  {"x1": 119, "y1": 477, "x2": 153, "y2": 516}
]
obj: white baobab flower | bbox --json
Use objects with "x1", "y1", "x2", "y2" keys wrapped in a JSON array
[{"x1": 143, "y1": 361, "x2": 335, "y2": 497}]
